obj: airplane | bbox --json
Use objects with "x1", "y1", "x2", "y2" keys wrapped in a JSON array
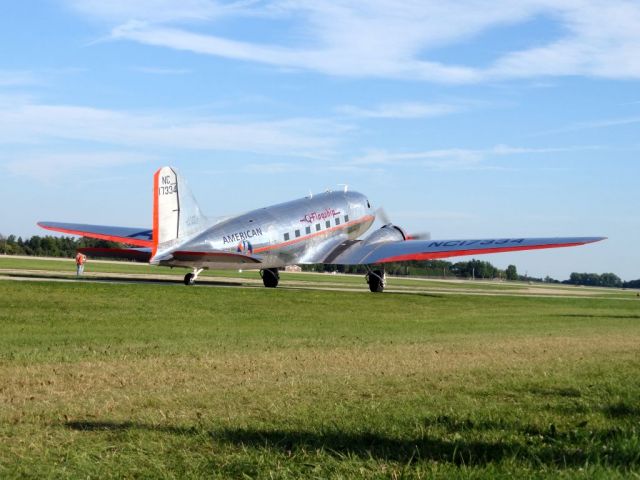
[{"x1": 38, "y1": 166, "x2": 605, "y2": 292}]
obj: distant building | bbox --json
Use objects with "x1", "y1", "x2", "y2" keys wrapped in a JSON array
[{"x1": 285, "y1": 265, "x2": 302, "y2": 272}]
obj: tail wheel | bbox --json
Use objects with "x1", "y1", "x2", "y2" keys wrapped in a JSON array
[
  {"x1": 184, "y1": 273, "x2": 195, "y2": 286},
  {"x1": 366, "y1": 269, "x2": 385, "y2": 293},
  {"x1": 261, "y1": 268, "x2": 280, "y2": 288}
]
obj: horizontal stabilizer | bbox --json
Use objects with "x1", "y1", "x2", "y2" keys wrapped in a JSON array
[
  {"x1": 38, "y1": 222, "x2": 153, "y2": 247},
  {"x1": 78, "y1": 247, "x2": 152, "y2": 262}
]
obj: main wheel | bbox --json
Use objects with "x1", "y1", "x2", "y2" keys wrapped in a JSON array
[
  {"x1": 367, "y1": 270, "x2": 385, "y2": 293},
  {"x1": 184, "y1": 273, "x2": 196, "y2": 286},
  {"x1": 261, "y1": 268, "x2": 280, "y2": 288}
]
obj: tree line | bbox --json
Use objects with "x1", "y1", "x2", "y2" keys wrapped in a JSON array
[
  {"x1": 0, "y1": 234, "x2": 119, "y2": 257},
  {"x1": 1, "y1": 233, "x2": 638, "y2": 288}
]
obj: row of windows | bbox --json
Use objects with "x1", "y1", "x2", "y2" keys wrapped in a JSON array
[{"x1": 283, "y1": 215, "x2": 350, "y2": 241}]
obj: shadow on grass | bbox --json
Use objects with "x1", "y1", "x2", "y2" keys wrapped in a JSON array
[
  {"x1": 380, "y1": 291, "x2": 445, "y2": 299},
  {"x1": 604, "y1": 401, "x2": 640, "y2": 418},
  {"x1": 556, "y1": 314, "x2": 640, "y2": 319},
  {"x1": 64, "y1": 417, "x2": 639, "y2": 468},
  {"x1": 65, "y1": 420, "x2": 198, "y2": 435}
]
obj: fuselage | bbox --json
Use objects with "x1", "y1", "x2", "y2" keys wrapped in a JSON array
[{"x1": 167, "y1": 190, "x2": 376, "y2": 269}]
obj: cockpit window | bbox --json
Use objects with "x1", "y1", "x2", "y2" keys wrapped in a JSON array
[{"x1": 366, "y1": 200, "x2": 371, "y2": 209}]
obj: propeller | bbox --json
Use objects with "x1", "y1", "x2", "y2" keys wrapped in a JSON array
[
  {"x1": 376, "y1": 206, "x2": 392, "y2": 226},
  {"x1": 375, "y1": 207, "x2": 431, "y2": 240}
]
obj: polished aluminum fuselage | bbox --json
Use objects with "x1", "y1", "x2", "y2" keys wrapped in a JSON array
[{"x1": 166, "y1": 191, "x2": 375, "y2": 269}]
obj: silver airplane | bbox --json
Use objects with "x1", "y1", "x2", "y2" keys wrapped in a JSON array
[{"x1": 39, "y1": 166, "x2": 605, "y2": 292}]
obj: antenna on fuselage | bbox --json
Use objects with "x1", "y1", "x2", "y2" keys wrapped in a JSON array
[{"x1": 337, "y1": 184, "x2": 349, "y2": 193}]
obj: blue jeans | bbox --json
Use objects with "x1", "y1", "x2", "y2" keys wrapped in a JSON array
[{"x1": 77, "y1": 264, "x2": 84, "y2": 276}]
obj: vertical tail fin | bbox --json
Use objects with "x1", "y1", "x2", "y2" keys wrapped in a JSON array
[{"x1": 152, "y1": 167, "x2": 206, "y2": 256}]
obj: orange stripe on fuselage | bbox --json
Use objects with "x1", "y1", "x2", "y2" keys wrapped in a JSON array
[{"x1": 252, "y1": 214, "x2": 375, "y2": 254}]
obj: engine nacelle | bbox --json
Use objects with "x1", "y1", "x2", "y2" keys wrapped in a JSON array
[{"x1": 361, "y1": 224, "x2": 407, "y2": 246}]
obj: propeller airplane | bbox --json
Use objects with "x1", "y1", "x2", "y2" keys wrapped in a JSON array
[{"x1": 39, "y1": 167, "x2": 605, "y2": 292}]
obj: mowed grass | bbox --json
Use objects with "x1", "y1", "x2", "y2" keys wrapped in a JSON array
[{"x1": 1, "y1": 278, "x2": 639, "y2": 478}]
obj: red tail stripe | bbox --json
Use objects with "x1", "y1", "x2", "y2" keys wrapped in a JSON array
[{"x1": 152, "y1": 169, "x2": 160, "y2": 258}]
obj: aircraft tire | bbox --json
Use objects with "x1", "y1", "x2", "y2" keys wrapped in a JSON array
[
  {"x1": 262, "y1": 268, "x2": 279, "y2": 288},
  {"x1": 184, "y1": 273, "x2": 196, "y2": 286},
  {"x1": 367, "y1": 270, "x2": 385, "y2": 293}
]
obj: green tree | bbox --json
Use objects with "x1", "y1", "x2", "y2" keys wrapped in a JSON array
[
  {"x1": 624, "y1": 279, "x2": 640, "y2": 289},
  {"x1": 506, "y1": 264, "x2": 518, "y2": 281}
]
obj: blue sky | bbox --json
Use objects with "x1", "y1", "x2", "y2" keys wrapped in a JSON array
[{"x1": 1, "y1": 0, "x2": 638, "y2": 280}]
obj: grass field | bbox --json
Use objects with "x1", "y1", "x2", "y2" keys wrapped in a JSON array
[{"x1": 1, "y1": 259, "x2": 639, "y2": 478}]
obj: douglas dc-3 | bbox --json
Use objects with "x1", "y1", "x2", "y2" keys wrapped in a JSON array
[{"x1": 39, "y1": 167, "x2": 605, "y2": 292}]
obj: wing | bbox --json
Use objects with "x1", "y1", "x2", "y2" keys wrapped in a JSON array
[
  {"x1": 329, "y1": 236, "x2": 606, "y2": 265},
  {"x1": 38, "y1": 222, "x2": 153, "y2": 247},
  {"x1": 78, "y1": 247, "x2": 152, "y2": 262}
]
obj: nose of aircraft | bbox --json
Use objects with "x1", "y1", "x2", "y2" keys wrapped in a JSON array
[{"x1": 350, "y1": 191, "x2": 374, "y2": 218}]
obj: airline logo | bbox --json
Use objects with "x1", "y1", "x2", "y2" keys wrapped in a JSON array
[
  {"x1": 223, "y1": 227, "x2": 263, "y2": 245},
  {"x1": 300, "y1": 208, "x2": 341, "y2": 224},
  {"x1": 237, "y1": 240, "x2": 253, "y2": 254}
]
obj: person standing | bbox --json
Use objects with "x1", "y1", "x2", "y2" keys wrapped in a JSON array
[{"x1": 75, "y1": 252, "x2": 87, "y2": 277}]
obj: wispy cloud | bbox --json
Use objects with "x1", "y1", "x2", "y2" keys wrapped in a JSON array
[
  {"x1": 67, "y1": 0, "x2": 640, "y2": 83},
  {"x1": 0, "y1": 100, "x2": 344, "y2": 157},
  {"x1": 208, "y1": 143, "x2": 601, "y2": 178},
  {"x1": 65, "y1": 0, "x2": 232, "y2": 23},
  {"x1": 240, "y1": 161, "x2": 382, "y2": 176},
  {"x1": 3, "y1": 151, "x2": 153, "y2": 182},
  {"x1": 531, "y1": 116, "x2": 640, "y2": 136},
  {"x1": 337, "y1": 102, "x2": 463, "y2": 119},
  {"x1": 350, "y1": 144, "x2": 600, "y2": 171},
  {"x1": 0, "y1": 70, "x2": 37, "y2": 87},
  {"x1": 132, "y1": 66, "x2": 192, "y2": 75}
]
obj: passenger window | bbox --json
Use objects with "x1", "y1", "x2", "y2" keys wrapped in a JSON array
[
  {"x1": 284, "y1": 233, "x2": 290, "y2": 241},
  {"x1": 325, "y1": 220, "x2": 331, "y2": 229},
  {"x1": 295, "y1": 229, "x2": 300, "y2": 237},
  {"x1": 335, "y1": 218, "x2": 341, "y2": 226},
  {"x1": 344, "y1": 215, "x2": 349, "y2": 223},
  {"x1": 316, "y1": 223, "x2": 321, "y2": 231},
  {"x1": 305, "y1": 226, "x2": 311, "y2": 235}
]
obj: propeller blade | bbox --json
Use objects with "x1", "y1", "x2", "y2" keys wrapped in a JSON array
[
  {"x1": 376, "y1": 207, "x2": 431, "y2": 240},
  {"x1": 376, "y1": 207, "x2": 391, "y2": 225},
  {"x1": 407, "y1": 232, "x2": 431, "y2": 241}
]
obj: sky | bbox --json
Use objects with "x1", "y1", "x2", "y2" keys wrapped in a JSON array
[{"x1": 1, "y1": 0, "x2": 639, "y2": 280}]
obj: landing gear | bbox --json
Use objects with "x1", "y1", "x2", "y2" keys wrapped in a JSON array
[
  {"x1": 184, "y1": 268, "x2": 204, "y2": 286},
  {"x1": 260, "y1": 268, "x2": 280, "y2": 288},
  {"x1": 366, "y1": 269, "x2": 385, "y2": 293}
]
